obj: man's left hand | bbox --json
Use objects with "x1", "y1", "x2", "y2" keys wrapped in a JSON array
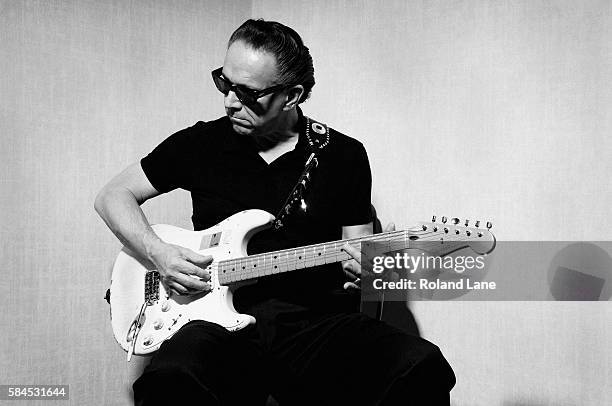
[{"x1": 341, "y1": 222, "x2": 396, "y2": 290}]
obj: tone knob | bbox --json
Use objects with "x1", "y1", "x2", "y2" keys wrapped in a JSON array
[
  {"x1": 161, "y1": 301, "x2": 171, "y2": 312},
  {"x1": 143, "y1": 336, "x2": 153, "y2": 346},
  {"x1": 153, "y1": 319, "x2": 164, "y2": 330}
]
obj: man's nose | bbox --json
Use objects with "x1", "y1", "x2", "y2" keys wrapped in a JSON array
[{"x1": 224, "y1": 90, "x2": 242, "y2": 110}]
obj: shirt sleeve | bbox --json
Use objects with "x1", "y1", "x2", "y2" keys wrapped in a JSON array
[
  {"x1": 140, "y1": 125, "x2": 198, "y2": 193},
  {"x1": 338, "y1": 141, "x2": 373, "y2": 226}
]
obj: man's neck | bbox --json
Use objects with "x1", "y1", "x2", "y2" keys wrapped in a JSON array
[{"x1": 253, "y1": 108, "x2": 300, "y2": 151}]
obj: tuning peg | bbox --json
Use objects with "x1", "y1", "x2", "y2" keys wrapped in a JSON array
[
  {"x1": 464, "y1": 219, "x2": 469, "y2": 227},
  {"x1": 486, "y1": 221, "x2": 493, "y2": 229},
  {"x1": 452, "y1": 217, "x2": 460, "y2": 225},
  {"x1": 475, "y1": 220, "x2": 480, "y2": 228},
  {"x1": 432, "y1": 215, "x2": 436, "y2": 222},
  {"x1": 441, "y1": 216, "x2": 447, "y2": 223},
  {"x1": 300, "y1": 199, "x2": 308, "y2": 212}
]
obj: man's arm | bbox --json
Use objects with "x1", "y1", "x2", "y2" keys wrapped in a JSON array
[{"x1": 94, "y1": 162, "x2": 212, "y2": 295}]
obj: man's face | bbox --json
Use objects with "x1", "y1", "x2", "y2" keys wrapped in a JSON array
[{"x1": 221, "y1": 40, "x2": 287, "y2": 136}]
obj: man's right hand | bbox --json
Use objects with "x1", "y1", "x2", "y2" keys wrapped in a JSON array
[{"x1": 147, "y1": 241, "x2": 213, "y2": 296}]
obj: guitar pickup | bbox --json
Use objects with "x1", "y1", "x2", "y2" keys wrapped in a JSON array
[{"x1": 144, "y1": 271, "x2": 160, "y2": 305}]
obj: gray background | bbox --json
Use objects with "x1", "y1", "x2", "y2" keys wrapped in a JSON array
[{"x1": 1, "y1": 0, "x2": 611, "y2": 405}]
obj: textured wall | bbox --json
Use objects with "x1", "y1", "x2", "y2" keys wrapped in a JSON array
[
  {"x1": 251, "y1": 1, "x2": 612, "y2": 405},
  {"x1": 2, "y1": 0, "x2": 611, "y2": 405},
  {"x1": 0, "y1": 1, "x2": 250, "y2": 404}
]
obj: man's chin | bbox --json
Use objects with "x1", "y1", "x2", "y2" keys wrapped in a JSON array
[{"x1": 231, "y1": 123, "x2": 254, "y2": 135}]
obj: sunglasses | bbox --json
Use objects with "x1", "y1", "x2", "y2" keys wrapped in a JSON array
[{"x1": 211, "y1": 67, "x2": 289, "y2": 106}]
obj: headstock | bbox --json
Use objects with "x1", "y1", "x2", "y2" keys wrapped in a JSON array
[{"x1": 414, "y1": 216, "x2": 496, "y2": 256}]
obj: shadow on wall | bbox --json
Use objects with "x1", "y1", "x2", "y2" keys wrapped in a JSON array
[{"x1": 548, "y1": 242, "x2": 612, "y2": 301}]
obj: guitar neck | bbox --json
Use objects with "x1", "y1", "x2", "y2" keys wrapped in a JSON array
[{"x1": 216, "y1": 228, "x2": 470, "y2": 284}]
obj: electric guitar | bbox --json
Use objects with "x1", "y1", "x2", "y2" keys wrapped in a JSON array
[{"x1": 108, "y1": 209, "x2": 495, "y2": 360}]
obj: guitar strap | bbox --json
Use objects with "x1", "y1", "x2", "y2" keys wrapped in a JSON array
[{"x1": 272, "y1": 116, "x2": 330, "y2": 230}]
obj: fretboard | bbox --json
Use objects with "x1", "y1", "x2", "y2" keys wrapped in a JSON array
[{"x1": 216, "y1": 227, "x2": 469, "y2": 284}]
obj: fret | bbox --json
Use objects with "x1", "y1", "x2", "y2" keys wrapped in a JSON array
[
  {"x1": 225, "y1": 261, "x2": 236, "y2": 282},
  {"x1": 304, "y1": 246, "x2": 315, "y2": 268},
  {"x1": 278, "y1": 251, "x2": 287, "y2": 273},
  {"x1": 217, "y1": 229, "x2": 432, "y2": 284},
  {"x1": 287, "y1": 249, "x2": 297, "y2": 272},
  {"x1": 238, "y1": 258, "x2": 247, "y2": 282},
  {"x1": 313, "y1": 245, "x2": 324, "y2": 266},
  {"x1": 218, "y1": 263, "x2": 227, "y2": 284},
  {"x1": 227, "y1": 261, "x2": 236, "y2": 282},
  {"x1": 251, "y1": 256, "x2": 259, "y2": 277},
  {"x1": 295, "y1": 247, "x2": 306, "y2": 270},
  {"x1": 267, "y1": 253, "x2": 274, "y2": 273},
  {"x1": 271, "y1": 253, "x2": 281, "y2": 275},
  {"x1": 242, "y1": 257, "x2": 251, "y2": 280},
  {"x1": 334, "y1": 242, "x2": 345, "y2": 262},
  {"x1": 260, "y1": 253, "x2": 268, "y2": 276},
  {"x1": 255, "y1": 254, "x2": 263, "y2": 278}
]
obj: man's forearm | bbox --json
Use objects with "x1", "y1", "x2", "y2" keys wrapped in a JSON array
[{"x1": 94, "y1": 188, "x2": 163, "y2": 261}]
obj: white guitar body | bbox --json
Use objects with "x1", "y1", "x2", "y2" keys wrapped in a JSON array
[
  {"x1": 110, "y1": 209, "x2": 274, "y2": 356},
  {"x1": 109, "y1": 209, "x2": 495, "y2": 359}
]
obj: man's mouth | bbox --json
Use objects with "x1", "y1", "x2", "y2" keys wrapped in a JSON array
[{"x1": 229, "y1": 116, "x2": 251, "y2": 127}]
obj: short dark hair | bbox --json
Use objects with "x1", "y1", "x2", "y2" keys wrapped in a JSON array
[{"x1": 228, "y1": 19, "x2": 315, "y2": 104}]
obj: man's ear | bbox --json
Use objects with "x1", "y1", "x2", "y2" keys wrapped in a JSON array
[{"x1": 283, "y1": 85, "x2": 305, "y2": 110}]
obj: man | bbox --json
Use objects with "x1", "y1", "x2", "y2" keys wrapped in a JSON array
[{"x1": 95, "y1": 19, "x2": 455, "y2": 405}]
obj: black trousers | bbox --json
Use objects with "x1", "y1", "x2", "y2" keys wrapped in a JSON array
[{"x1": 133, "y1": 311, "x2": 455, "y2": 406}]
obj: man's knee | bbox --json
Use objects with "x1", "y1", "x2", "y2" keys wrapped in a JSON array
[
  {"x1": 380, "y1": 342, "x2": 455, "y2": 406},
  {"x1": 134, "y1": 321, "x2": 266, "y2": 405}
]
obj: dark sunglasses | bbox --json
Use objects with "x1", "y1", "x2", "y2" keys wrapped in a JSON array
[{"x1": 211, "y1": 67, "x2": 288, "y2": 106}]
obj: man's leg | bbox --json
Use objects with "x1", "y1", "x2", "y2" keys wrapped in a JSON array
[
  {"x1": 268, "y1": 312, "x2": 455, "y2": 406},
  {"x1": 133, "y1": 320, "x2": 268, "y2": 406}
]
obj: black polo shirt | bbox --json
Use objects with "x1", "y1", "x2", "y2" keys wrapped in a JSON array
[{"x1": 141, "y1": 109, "x2": 372, "y2": 308}]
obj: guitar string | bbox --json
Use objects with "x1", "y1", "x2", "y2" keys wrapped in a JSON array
[
  {"x1": 219, "y1": 230, "x2": 484, "y2": 283},
  {"x1": 217, "y1": 228, "x2": 490, "y2": 283}
]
